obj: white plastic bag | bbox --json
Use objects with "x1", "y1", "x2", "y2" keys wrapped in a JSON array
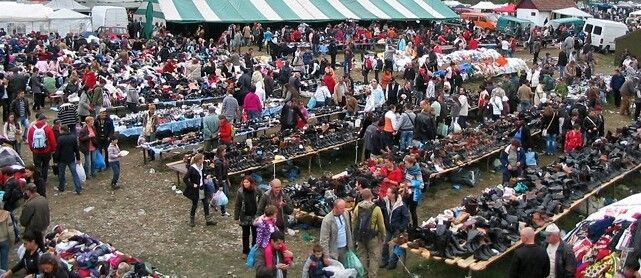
[
  {"x1": 211, "y1": 190, "x2": 229, "y2": 206},
  {"x1": 17, "y1": 244, "x2": 24, "y2": 259},
  {"x1": 76, "y1": 163, "x2": 86, "y2": 183}
]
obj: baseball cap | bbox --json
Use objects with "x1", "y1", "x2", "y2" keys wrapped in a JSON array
[{"x1": 544, "y1": 223, "x2": 560, "y2": 234}]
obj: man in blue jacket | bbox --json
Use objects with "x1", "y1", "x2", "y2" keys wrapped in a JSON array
[{"x1": 610, "y1": 68, "x2": 626, "y2": 109}]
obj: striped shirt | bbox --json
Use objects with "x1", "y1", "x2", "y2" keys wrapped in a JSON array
[{"x1": 57, "y1": 103, "x2": 79, "y2": 126}]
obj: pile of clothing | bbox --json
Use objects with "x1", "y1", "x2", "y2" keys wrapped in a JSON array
[
  {"x1": 434, "y1": 48, "x2": 503, "y2": 67},
  {"x1": 564, "y1": 193, "x2": 641, "y2": 278},
  {"x1": 406, "y1": 121, "x2": 641, "y2": 261},
  {"x1": 45, "y1": 226, "x2": 162, "y2": 277}
]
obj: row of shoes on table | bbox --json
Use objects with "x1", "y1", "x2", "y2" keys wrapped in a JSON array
[
  {"x1": 409, "y1": 111, "x2": 541, "y2": 178},
  {"x1": 144, "y1": 131, "x2": 202, "y2": 151},
  {"x1": 283, "y1": 174, "x2": 362, "y2": 217},
  {"x1": 405, "y1": 121, "x2": 641, "y2": 261}
]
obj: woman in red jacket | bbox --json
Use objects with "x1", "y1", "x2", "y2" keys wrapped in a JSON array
[
  {"x1": 376, "y1": 157, "x2": 404, "y2": 199},
  {"x1": 218, "y1": 115, "x2": 233, "y2": 145},
  {"x1": 564, "y1": 124, "x2": 583, "y2": 153}
]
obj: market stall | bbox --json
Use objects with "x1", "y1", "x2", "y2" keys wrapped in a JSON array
[
  {"x1": 401, "y1": 121, "x2": 641, "y2": 274},
  {"x1": 564, "y1": 193, "x2": 641, "y2": 277}
]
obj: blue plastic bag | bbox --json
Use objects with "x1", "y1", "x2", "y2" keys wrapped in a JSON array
[
  {"x1": 94, "y1": 152, "x2": 106, "y2": 170},
  {"x1": 245, "y1": 245, "x2": 259, "y2": 268},
  {"x1": 344, "y1": 251, "x2": 364, "y2": 277},
  {"x1": 212, "y1": 190, "x2": 229, "y2": 206},
  {"x1": 307, "y1": 97, "x2": 317, "y2": 110}
]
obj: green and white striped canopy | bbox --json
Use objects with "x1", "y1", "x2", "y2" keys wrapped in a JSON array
[{"x1": 154, "y1": 0, "x2": 458, "y2": 23}]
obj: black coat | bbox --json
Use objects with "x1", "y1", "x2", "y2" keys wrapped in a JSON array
[
  {"x1": 2, "y1": 177, "x2": 22, "y2": 212},
  {"x1": 414, "y1": 112, "x2": 436, "y2": 141},
  {"x1": 541, "y1": 113, "x2": 560, "y2": 135},
  {"x1": 54, "y1": 133, "x2": 81, "y2": 164},
  {"x1": 377, "y1": 198, "x2": 410, "y2": 234},
  {"x1": 385, "y1": 82, "x2": 399, "y2": 105},
  {"x1": 94, "y1": 117, "x2": 114, "y2": 142},
  {"x1": 543, "y1": 241, "x2": 576, "y2": 278},
  {"x1": 182, "y1": 165, "x2": 210, "y2": 201}
]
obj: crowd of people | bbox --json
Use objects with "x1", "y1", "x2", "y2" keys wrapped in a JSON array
[{"x1": 0, "y1": 3, "x2": 638, "y2": 275}]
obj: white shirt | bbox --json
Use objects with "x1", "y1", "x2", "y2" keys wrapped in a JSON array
[
  {"x1": 334, "y1": 215, "x2": 347, "y2": 248},
  {"x1": 364, "y1": 94, "x2": 377, "y2": 112},
  {"x1": 458, "y1": 95, "x2": 469, "y2": 117},
  {"x1": 255, "y1": 82, "x2": 266, "y2": 106},
  {"x1": 371, "y1": 85, "x2": 385, "y2": 108},
  {"x1": 491, "y1": 96, "x2": 503, "y2": 115},
  {"x1": 501, "y1": 40, "x2": 509, "y2": 50},
  {"x1": 385, "y1": 110, "x2": 400, "y2": 131},
  {"x1": 314, "y1": 85, "x2": 331, "y2": 102},
  {"x1": 426, "y1": 80, "x2": 435, "y2": 99},
  {"x1": 547, "y1": 243, "x2": 559, "y2": 278}
]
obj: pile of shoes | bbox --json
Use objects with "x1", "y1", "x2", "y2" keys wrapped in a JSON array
[
  {"x1": 308, "y1": 105, "x2": 345, "y2": 117},
  {"x1": 143, "y1": 131, "x2": 203, "y2": 152},
  {"x1": 283, "y1": 174, "x2": 363, "y2": 217},
  {"x1": 301, "y1": 121, "x2": 358, "y2": 150},
  {"x1": 405, "y1": 121, "x2": 641, "y2": 261}
]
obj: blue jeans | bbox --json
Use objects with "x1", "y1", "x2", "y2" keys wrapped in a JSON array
[
  {"x1": 399, "y1": 130, "x2": 414, "y2": 150},
  {"x1": 110, "y1": 161, "x2": 120, "y2": 185},
  {"x1": 0, "y1": 240, "x2": 8, "y2": 271},
  {"x1": 381, "y1": 232, "x2": 393, "y2": 266},
  {"x1": 9, "y1": 212, "x2": 18, "y2": 243},
  {"x1": 545, "y1": 134, "x2": 557, "y2": 154},
  {"x1": 520, "y1": 101, "x2": 531, "y2": 112},
  {"x1": 18, "y1": 117, "x2": 28, "y2": 140},
  {"x1": 247, "y1": 110, "x2": 261, "y2": 120},
  {"x1": 559, "y1": 66, "x2": 565, "y2": 78},
  {"x1": 458, "y1": 116, "x2": 467, "y2": 129},
  {"x1": 83, "y1": 151, "x2": 97, "y2": 178},
  {"x1": 315, "y1": 101, "x2": 325, "y2": 108},
  {"x1": 343, "y1": 60, "x2": 351, "y2": 75},
  {"x1": 145, "y1": 134, "x2": 156, "y2": 160},
  {"x1": 58, "y1": 161, "x2": 81, "y2": 193}
]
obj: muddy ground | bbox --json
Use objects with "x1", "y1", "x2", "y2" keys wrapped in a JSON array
[{"x1": 11, "y1": 47, "x2": 641, "y2": 277}]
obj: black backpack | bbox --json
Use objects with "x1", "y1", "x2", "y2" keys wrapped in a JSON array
[{"x1": 354, "y1": 206, "x2": 377, "y2": 242}]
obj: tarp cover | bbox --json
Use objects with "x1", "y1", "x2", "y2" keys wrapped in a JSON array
[
  {"x1": 45, "y1": 0, "x2": 90, "y2": 12},
  {"x1": 48, "y1": 8, "x2": 92, "y2": 35},
  {"x1": 552, "y1": 7, "x2": 594, "y2": 18},
  {"x1": 470, "y1": 1, "x2": 502, "y2": 10},
  {"x1": 155, "y1": 0, "x2": 458, "y2": 23}
]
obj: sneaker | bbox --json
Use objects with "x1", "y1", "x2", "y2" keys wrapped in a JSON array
[{"x1": 222, "y1": 212, "x2": 231, "y2": 217}]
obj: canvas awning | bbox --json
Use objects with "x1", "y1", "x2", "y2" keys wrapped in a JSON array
[
  {"x1": 134, "y1": 0, "x2": 165, "y2": 25},
  {"x1": 494, "y1": 3, "x2": 516, "y2": 13},
  {"x1": 155, "y1": 0, "x2": 458, "y2": 23},
  {"x1": 470, "y1": 1, "x2": 501, "y2": 10},
  {"x1": 45, "y1": 0, "x2": 90, "y2": 12},
  {"x1": 552, "y1": 7, "x2": 594, "y2": 18}
]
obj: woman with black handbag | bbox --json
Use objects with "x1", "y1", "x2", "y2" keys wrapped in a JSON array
[
  {"x1": 234, "y1": 175, "x2": 262, "y2": 258},
  {"x1": 183, "y1": 153, "x2": 217, "y2": 227}
]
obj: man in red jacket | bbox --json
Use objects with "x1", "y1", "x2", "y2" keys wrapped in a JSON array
[{"x1": 27, "y1": 113, "x2": 57, "y2": 183}]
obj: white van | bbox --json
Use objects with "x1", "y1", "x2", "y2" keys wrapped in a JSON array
[
  {"x1": 91, "y1": 6, "x2": 128, "y2": 30},
  {"x1": 583, "y1": 18, "x2": 628, "y2": 52}
]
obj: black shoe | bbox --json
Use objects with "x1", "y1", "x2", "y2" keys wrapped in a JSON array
[{"x1": 206, "y1": 220, "x2": 217, "y2": 226}]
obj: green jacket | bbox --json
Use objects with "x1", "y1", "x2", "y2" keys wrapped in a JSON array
[
  {"x1": 90, "y1": 86, "x2": 103, "y2": 106},
  {"x1": 351, "y1": 200, "x2": 386, "y2": 241}
]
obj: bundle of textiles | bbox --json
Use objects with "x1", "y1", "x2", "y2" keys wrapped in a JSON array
[
  {"x1": 434, "y1": 48, "x2": 503, "y2": 67},
  {"x1": 45, "y1": 225, "x2": 163, "y2": 277},
  {"x1": 564, "y1": 193, "x2": 641, "y2": 278}
]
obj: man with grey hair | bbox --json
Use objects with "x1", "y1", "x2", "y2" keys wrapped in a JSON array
[
  {"x1": 509, "y1": 227, "x2": 550, "y2": 278},
  {"x1": 257, "y1": 179, "x2": 293, "y2": 232},
  {"x1": 202, "y1": 106, "x2": 219, "y2": 152},
  {"x1": 320, "y1": 199, "x2": 354, "y2": 264},
  {"x1": 543, "y1": 224, "x2": 576, "y2": 278}
]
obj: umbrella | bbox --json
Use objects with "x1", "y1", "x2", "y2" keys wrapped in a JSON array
[{"x1": 144, "y1": 0, "x2": 153, "y2": 39}]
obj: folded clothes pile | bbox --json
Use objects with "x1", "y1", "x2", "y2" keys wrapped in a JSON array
[
  {"x1": 564, "y1": 193, "x2": 641, "y2": 278},
  {"x1": 405, "y1": 122, "x2": 641, "y2": 261},
  {"x1": 45, "y1": 226, "x2": 162, "y2": 277},
  {"x1": 434, "y1": 48, "x2": 502, "y2": 67}
]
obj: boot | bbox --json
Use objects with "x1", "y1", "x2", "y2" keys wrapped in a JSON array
[
  {"x1": 189, "y1": 216, "x2": 195, "y2": 227},
  {"x1": 205, "y1": 215, "x2": 217, "y2": 226}
]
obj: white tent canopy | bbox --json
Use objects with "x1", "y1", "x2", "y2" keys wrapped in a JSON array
[
  {"x1": 0, "y1": 3, "x2": 92, "y2": 34},
  {"x1": 443, "y1": 1, "x2": 465, "y2": 7},
  {"x1": 630, "y1": 10, "x2": 641, "y2": 16},
  {"x1": 470, "y1": 1, "x2": 501, "y2": 10},
  {"x1": 46, "y1": 0, "x2": 90, "y2": 12},
  {"x1": 552, "y1": 7, "x2": 594, "y2": 19},
  {"x1": 47, "y1": 8, "x2": 92, "y2": 35}
]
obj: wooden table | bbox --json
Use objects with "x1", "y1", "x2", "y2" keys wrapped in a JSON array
[{"x1": 401, "y1": 162, "x2": 641, "y2": 275}]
